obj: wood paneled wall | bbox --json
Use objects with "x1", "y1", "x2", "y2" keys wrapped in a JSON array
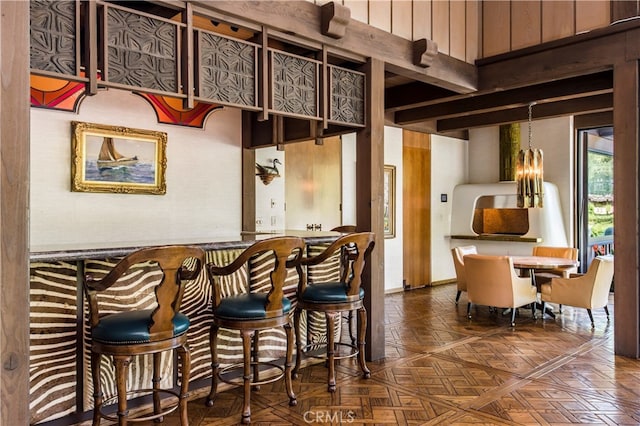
[
  {"x1": 313, "y1": 0, "x2": 481, "y2": 63},
  {"x1": 284, "y1": 137, "x2": 342, "y2": 231},
  {"x1": 311, "y1": 1, "x2": 617, "y2": 63},
  {"x1": 482, "y1": 1, "x2": 611, "y2": 57}
]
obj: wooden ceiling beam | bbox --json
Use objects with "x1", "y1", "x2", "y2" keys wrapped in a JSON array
[
  {"x1": 385, "y1": 82, "x2": 457, "y2": 111},
  {"x1": 393, "y1": 71, "x2": 613, "y2": 124},
  {"x1": 477, "y1": 20, "x2": 640, "y2": 91},
  {"x1": 437, "y1": 93, "x2": 613, "y2": 132},
  {"x1": 574, "y1": 111, "x2": 613, "y2": 129}
]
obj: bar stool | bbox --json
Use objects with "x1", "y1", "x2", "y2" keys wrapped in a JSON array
[
  {"x1": 330, "y1": 225, "x2": 357, "y2": 342},
  {"x1": 83, "y1": 245, "x2": 206, "y2": 426},
  {"x1": 292, "y1": 232, "x2": 375, "y2": 392},
  {"x1": 205, "y1": 236, "x2": 305, "y2": 424}
]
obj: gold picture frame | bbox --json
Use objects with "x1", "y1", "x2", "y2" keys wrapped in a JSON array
[
  {"x1": 71, "y1": 121, "x2": 167, "y2": 195},
  {"x1": 384, "y1": 165, "x2": 396, "y2": 238}
]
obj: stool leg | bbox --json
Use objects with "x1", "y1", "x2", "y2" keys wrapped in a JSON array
[
  {"x1": 347, "y1": 311, "x2": 356, "y2": 346},
  {"x1": 240, "y1": 329, "x2": 253, "y2": 424},
  {"x1": 284, "y1": 321, "x2": 297, "y2": 406},
  {"x1": 357, "y1": 306, "x2": 371, "y2": 379},
  {"x1": 252, "y1": 330, "x2": 260, "y2": 390},
  {"x1": 292, "y1": 307, "x2": 303, "y2": 379},
  {"x1": 113, "y1": 355, "x2": 131, "y2": 426},
  {"x1": 206, "y1": 323, "x2": 219, "y2": 407},
  {"x1": 177, "y1": 343, "x2": 191, "y2": 426},
  {"x1": 90, "y1": 351, "x2": 103, "y2": 426},
  {"x1": 325, "y1": 311, "x2": 337, "y2": 392},
  {"x1": 152, "y1": 352, "x2": 162, "y2": 421}
]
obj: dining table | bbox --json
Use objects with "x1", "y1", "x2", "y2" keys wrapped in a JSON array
[{"x1": 509, "y1": 255, "x2": 580, "y2": 318}]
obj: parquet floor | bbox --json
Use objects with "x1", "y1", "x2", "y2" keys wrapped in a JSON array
[{"x1": 149, "y1": 284, "x2": 640, "y2": 425}]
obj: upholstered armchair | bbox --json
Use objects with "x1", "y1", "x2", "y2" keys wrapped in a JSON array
[
  {"x1": 531, "y1": 246, "x2": 579, "y2": 286},
  {"x1": 540, "y1": 256, "x2": 614, "y2": 327},
  {"x1": 451, "y1": 245, "x2": 477, "y2": 304},
  {"x1": 464, "y1": 254, "x2": 538, "y2": 327}
]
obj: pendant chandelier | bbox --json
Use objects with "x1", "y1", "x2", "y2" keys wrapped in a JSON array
[{"x1": 516, "y1": 102, "x2": 544, "y2": 208}]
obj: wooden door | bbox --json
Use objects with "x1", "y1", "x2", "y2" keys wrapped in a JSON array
[
  {"x1": 403, "y1": 130, "x2": 431, "y2": 288},
  {"x1": 284, "y1": 137, "x2": 342, "y2": 231}
]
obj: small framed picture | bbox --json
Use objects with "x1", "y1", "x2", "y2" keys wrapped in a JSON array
[
  {"x1": 70, "y1": 121, "x2": 167, "y2": 195},
  {"x1": 384, "y1": 165, "x2": 396, "y2": 238}
]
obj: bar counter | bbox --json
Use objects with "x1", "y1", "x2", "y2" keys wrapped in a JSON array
[
  {"x1": 30, "y1": 229, "x2": 341, "y2": 262},
  {"x1": 450, "y1": 233, "x2": 542, "y2": 243},
  {"x1": 29, "y1": 230, "x2": 342, "y2": 425}
]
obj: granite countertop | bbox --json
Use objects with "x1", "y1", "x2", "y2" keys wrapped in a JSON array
[{"x1": 30, "y1": 230, "x2": 342, "y2": 262}]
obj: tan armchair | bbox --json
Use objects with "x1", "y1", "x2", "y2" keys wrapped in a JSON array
[
  {"x1": 464, "y1": 254, "x2": 538, "y2": 327},
  {"x1": 532, "y1": 246, "x2": 579, "y2": 285},
  {"x1": 451, "y1": 245, "x2": 477, "y2": 304},
  {"x1": 540, "y1": 256, "x2": 614, "y2": 327}
]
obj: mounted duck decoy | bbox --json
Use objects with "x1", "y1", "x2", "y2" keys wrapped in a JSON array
[{"x1": 256, "y1": 158, "x2": 282, "y2": 185}]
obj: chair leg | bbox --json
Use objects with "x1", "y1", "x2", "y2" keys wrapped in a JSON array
[
  {"x1": 113, "y1": 355, "x2": 131, "y2": 426},
  {"x1": 357, "y1": 306, "x2": 371, "y2": 379},
  {"x1": 90, "y1": 352, "x2": 103, "y2": 426},
  {"x1": 206, "y1": 324, "x2": 219, "y2": 407},
  {"x1": 510, "y1": 309, "x2": 516, "y2": 327},
  {"x1": 467, "y1": 302, "x2": 472, "y2": 319},
  {"x1": 240, "y1": 330, "x2": 253, "y2": 424},
  {"x1": 531, "y1": 302, "x2": 536, "y2": 320},
  {"x1": 325, "y1": 311, "x2": 338, "y2": 392},
  {"x1": 587, "y1": 309, "x2": 595, "y2": 328},
  {"x1": 284, "y1": 321, "x2": 297, "y2": 406},
  {"x1": 177, "y1": 343, "x2": 191, "y2": 426},
  {"x1": 152, "y1": 353, "x2": 162, "y2": 421},
  {"x1": 455, "y1": 290, "x2": 462, "y2": 304},
  {"x1": 292, "y1": 307, "x2": 303, "y2": 379},
  {"x1": 604, "y1": 306, "x2": 610, "y2": 321}
]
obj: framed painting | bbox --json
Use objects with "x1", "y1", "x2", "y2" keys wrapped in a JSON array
[
  {"x1": 70, "y1": 121, "x2": 167, "y2": 195},
  {"x1": 384, "y1": 165, "x2": 396, "y2": 238}
]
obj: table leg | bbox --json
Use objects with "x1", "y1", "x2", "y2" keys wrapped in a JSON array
[{"x1": 528, "y1": 269, "x2": 555, "y2": 318}]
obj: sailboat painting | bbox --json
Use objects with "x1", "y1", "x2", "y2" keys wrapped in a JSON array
[
  {"x1": 96, "y1": 137, "x2": 139, "y2": 171},
  {"x1": 71, "y1": 121, "x2": 167, "y2": 195}
]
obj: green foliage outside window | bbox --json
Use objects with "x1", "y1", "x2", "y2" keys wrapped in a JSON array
[{"x1": 588, "y1": 150, "x2": 613, "y2": 237}]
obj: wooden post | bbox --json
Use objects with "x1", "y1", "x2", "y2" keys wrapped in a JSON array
[
  {"x1": 499, "y1": 123, "x2": 520, "y2": 181},
  {"x1": 613, "y1": 60, "x2": 640, "y2": 357},
  {"x1": 0, "y1": 1, "x2": 30, "y2": 423},
  {"x1": 356, "y1": 57, "x2": 385, "y2": 361}
]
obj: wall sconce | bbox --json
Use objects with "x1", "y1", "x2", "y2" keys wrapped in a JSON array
[
  {"x1": 255, "y1": 158, "x2": 281, "y2": 185},
  {"x1": 516, "y1": 102, "x2": 544, "y2": 208}
]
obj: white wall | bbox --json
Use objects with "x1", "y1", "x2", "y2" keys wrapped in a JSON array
[
  {"x1": 255, "y1": 147, "x2": 285, "y2": 232},
  {"x1": 341, "y1": 133, "x2": 357, "y2": 226},
  {"x1": 339, "y1": 128, "x2": 404, "y2": 292},
  {"x1": 383, "y1": 126, "x2": 404, "y2": 292},
  {"x1": 30, "y1": 89, "x2": 243, "y2": 249},
  {"x1": 430, "y1": 135, "x2": 468, "y2": 282},
  {"x1": 467, "y1": 126, "x2": 500, "y2": 183}
]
